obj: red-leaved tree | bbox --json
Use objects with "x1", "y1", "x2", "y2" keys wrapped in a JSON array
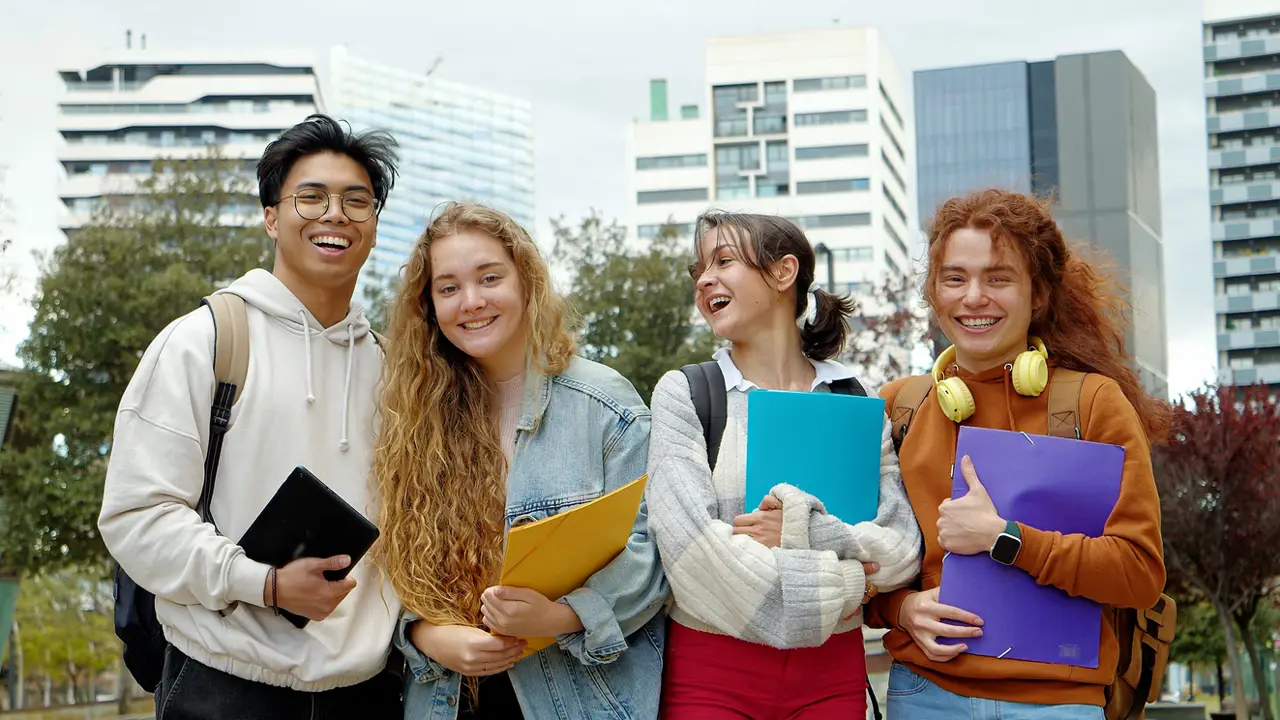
[{"x1": 1153, "y1": 384, "x2": 1280, "y2": 720}]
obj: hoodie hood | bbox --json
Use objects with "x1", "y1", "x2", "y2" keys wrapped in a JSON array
[{"x1": 213, "y1": 268, "x2": 377, "y2": 452}]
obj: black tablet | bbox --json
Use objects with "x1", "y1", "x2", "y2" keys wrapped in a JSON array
[{"x1": 237, "y1": 465, "x2": 380, "y2": 628}]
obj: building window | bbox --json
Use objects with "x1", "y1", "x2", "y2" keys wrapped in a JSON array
[
  {"x1": 716, "y1": 143, "x2": 760, "y2": 199},
  {"x1": 796, "y1": 178, "x2": 870, "y2": 194},
  {"x1": 753, "y1": 81, "x2": 788, "y2": 135},
  {"x1": 796, "y1": 144, "x2": 869, "y2": 160},
  {"x1": 883, "y1": 184, "x2": 908, "y2": 224},
  {"x1": 794, "y1": 75, "x2": 867, "y2": 92},
  {"x1": 789, "y1": 213, "x2": 871, "y2": 229},
  {"x1": 795, "y1": 110, "x2": 867, "y2": 126},
  {"x1": 713, "y1": 83, "x2": 756, "y2": 138},
  {"x1": 757, "y1": 141, "x2": 790, "y2": 197},
  {"x1": 886, "y1": 253, "x2": 902, "y2": 277},
  {"x1": 638, "y1": 222, "x2": 696, "y2": 238},
  {"x1": 829, "y1": 246, "x2": 873, "y2": 262},
  {"x1": 882, "y1": 150, "x2": 906, "y2": 193},
  {"x1": 881, "y1": 118, "x2": 905, "y2": 159},
  {"x1": 885, "y1": 220, "x2": 910, "y2": 260},
  {"x1": 637, "y1": 188, "x2": 708, "y2": 204},
  {"x1": 636, "y1": 154, "x2": 708, "y2": 170},
  {"x1": 879, "y1": 81, "x2": 904, "y2": 127}
]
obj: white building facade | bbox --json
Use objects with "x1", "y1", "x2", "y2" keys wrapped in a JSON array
[
  {"x1": 329, "y1": 47, "x2": 536, "y2": 293},
  {"x1": 56, "y1": 48, "x2": 323, "y2": 233},
  {"x1": 627, "y1": 28, "x2": 916, "y2": 378},
  {"x1": 1204, "y1": 0, "x2": 1280, "y2": 392}
]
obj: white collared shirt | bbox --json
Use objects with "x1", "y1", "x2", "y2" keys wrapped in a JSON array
[{"x1": 711, "y1": 347, "x2": 860, "y2": 393}]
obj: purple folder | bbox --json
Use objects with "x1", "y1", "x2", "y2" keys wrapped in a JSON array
[{"x1": 937, "y1": 426, "x2": 1124, "y2": 668}]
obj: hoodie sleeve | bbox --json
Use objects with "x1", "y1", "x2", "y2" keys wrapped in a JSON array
[{"x1": 98, "y1": 310, "x2": 272, "y2": 611}]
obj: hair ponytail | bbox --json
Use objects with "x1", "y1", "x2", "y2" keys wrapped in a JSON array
[{"x1": 801, "y1": 288, "x2": 856, "y2": 361}]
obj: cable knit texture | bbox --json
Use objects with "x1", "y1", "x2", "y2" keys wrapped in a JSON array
[{"x1": 646, "y1": 369, "x2": 922, "y2": 650}]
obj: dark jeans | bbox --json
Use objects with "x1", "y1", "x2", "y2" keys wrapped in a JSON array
[{"x1": 154, "y1": 645, "x2": 403, "y2": 720}]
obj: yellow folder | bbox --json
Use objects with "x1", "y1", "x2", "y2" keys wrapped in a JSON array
[{"x1": 496, "y1": 473, "x2": 648, "y2": 655}]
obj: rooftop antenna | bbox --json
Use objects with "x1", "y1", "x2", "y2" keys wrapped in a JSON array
[
  {"x1": 126, "y1": 29, "x2": 132, "y2": 49},
  {"x1": 141, "y1": 33, "x2": 147, "y2": 50}
]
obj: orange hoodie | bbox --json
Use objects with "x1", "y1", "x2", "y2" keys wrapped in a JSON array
[{"x1": 865, "y1": 364, "x2": 1166, "y2": 707}]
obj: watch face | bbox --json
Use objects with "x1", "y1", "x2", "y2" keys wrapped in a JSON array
[{"x1": 991, "y1": 534, "x2": 1021, "y2": 565}]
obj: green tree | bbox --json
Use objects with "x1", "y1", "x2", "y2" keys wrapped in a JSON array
[
  {"x1": 13, "y1": 565, "x2": 118, "y2": 707},
  {"x1": 0, "y1": 149, "x2": 273, "y2": 575},
  {"x1": 552, "y1": 214, "x2": 718, "y2": 401}
]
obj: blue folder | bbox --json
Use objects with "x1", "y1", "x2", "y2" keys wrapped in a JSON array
[{"x1": 744, "y1": 389, "x2": 885, "y2": 523}]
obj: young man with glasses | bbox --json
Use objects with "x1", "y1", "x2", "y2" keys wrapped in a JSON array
[{"x1": 99, "y1": 114, "x2": 403, "y2": 718}]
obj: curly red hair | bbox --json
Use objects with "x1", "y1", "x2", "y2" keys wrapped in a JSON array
[{"x1": 924, "y1": 189, "x2": 1170, "y2": 443}]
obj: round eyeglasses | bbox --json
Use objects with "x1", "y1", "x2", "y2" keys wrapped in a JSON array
[{"x1": 279, "y1": 189, "x2": 378, "y2": 223}]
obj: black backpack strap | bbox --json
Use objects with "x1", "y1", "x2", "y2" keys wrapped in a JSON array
[
  {"x1": 679, "y1": 361, "x2": 727, "y2": 472},
  {"x1": 829, "y1": 377, "x2": 868, "y2": 397}
]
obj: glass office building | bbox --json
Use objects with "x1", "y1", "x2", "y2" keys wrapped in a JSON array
[{"x1": 330, "y1": 47, "x2": 535, "y2": 296}]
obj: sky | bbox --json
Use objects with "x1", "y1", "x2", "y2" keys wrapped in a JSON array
[{"x1": 0, "y1": 0, "x2": 1219, "y2": 397}]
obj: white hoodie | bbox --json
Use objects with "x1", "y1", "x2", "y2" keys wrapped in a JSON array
[{"x1": 99, "y1": 269, "x2": 400, "y2": 691}]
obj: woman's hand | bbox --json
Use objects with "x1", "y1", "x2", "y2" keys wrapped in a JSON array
[
  {"x1": 480, "y1": 586, "x2": 584, "y2": 639},
  {"x1": 897, "y1": 588, "x2": 984, "y2": 662},
  {"x1": 409, "y1": 623, "x2": 526, "y2": 677}
]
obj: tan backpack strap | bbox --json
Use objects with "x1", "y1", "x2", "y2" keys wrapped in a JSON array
[
  {"x1": 204, "y1": 294, "x2": 250, "y2": 405},
  {"x1": 890, "y1": 375, "x2": 934, "y2": 452},
  {"x1": 1047, "y1": 368, "x2": 1085, "y2": 440}
]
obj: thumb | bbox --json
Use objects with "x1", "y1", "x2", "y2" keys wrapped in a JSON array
[
  {"x1": 322, "y1": 555, "x2": 352, "y2": 572},
  {"x1": 960, "y1": 456, "x2": 985, "y2": 495}
]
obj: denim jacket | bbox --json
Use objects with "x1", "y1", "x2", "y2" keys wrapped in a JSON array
[{"x1": 395, "y1": 356, "x2": 670, "y2": 720}]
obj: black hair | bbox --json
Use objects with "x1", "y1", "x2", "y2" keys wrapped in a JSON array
[
  {"x1": 692, "y1": 210, "x2": 855, "y2": 361},
  {"x1": 257, "y1": 113, "x2": 400, "y2": 212}
]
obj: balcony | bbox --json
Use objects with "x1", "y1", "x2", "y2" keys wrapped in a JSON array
[
  {"x1": 1205, "y1": 36, "x2": 1280, "y2": 63},
  {"x1": 1218, "y1": 329, "x2": 1280, "y2": 350},
  {"x1": 1206, "y1": 71, "x2": 1280, "y2": 98},
  {"x1": 1217, "y1": 290, "x2": 1280, "y2": 313},
  {"x1": 1212, "y1": 217, "x2": 1280, "y2": 242},
  {"x1": 1214, "y1": 252, "x2": 1280, "y2": 278},
  {"x1": 1226, "y1": 362, "x2": 1280, "y2": 386},
  {"x1": 1211, "y1": 179, "x2": 1280, "y2": 205},
  {"x1": 1209, "y1": 145, "x2": 1280, "y2": 169},
  {"x1": 1208, "y1": 107, "x2": 1280, "y2": 133}
]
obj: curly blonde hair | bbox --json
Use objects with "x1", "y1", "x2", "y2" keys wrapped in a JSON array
[{"x1": 373, "y1": 202, "x2": 576, "y2": 636}]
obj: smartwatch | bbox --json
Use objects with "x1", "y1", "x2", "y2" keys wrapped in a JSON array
[{"x1": 989, "y1": 520, "x2": 1022, "y2": 566}]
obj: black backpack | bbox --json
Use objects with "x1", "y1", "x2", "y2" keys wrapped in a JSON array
[
  {"x1": 113, "y1": 294, "x2": 250, "y2": 692},
  {"x1": 678, "y1": 360, "x2": 882, "y2": 720}
]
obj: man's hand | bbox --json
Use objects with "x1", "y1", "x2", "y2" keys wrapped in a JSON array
[
  {"x1": 480, "y1": 587, "x2": 583, "y2": 639},
  {"x1": 938, "y1": 455, "x2": 1006, "y2": 555},
  {"x1": 898, "y1": 588, "x2": 984, "y2": 662},
  {"x1": 267, "y1": 555, "x2": 357, "y2": 621},
  {"x1": 410, "y1": 623, "x2": 526, "y2": 677}
]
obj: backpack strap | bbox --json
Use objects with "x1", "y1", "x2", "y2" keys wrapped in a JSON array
[
  {"x1": 889, "y1": 375, "x2": 934, "y2": 453},
  {"x1": 1047, "y1": 368, "x2": 1085, "y2": 440},
  {"x1": 198, "y1": 293, "x2": 250, "y2": 529},
  {"x1": 679, "y1": 361, "x2": 727, "y2": 472},
  {"x1": 828, "y1": 377, "x2": 868, "y2": 397}
]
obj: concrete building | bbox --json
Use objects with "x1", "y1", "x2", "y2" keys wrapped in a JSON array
[
  {"x1": 914, "y1": 52, "x2": 1168, "y2": 399},
  {"x1": 627, "y1": 27, "x2": 915, "y2": 379},
  {"x1": 55, "y1": 42, "x2": 323, "y2": 233},
  {"x1": 329, "y1": 47, "x2": 536, "y2": 294},
  {"x1": 1204, "y1": 0, "x2": 1280, "y2": 392}
]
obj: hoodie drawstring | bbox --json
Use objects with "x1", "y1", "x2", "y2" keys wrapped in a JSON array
[
  {"x1": 1002, "y1": 366, "x2": 1018, "y2": 433},
  {"x1": 339, "y1": 323, "x2": 354, "y2": 453},
  {"x1": 299, "y1": 310, "x2": 316, "y2": 405}
]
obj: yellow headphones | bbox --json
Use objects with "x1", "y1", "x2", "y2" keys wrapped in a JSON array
[{"x1": 931, "y1": 337, "x2": 1050, "y2": 423}]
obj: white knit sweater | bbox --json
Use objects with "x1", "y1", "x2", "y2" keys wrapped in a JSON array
[{"x1": 645, "y1": 369, "x2": 923, "y2": 649}]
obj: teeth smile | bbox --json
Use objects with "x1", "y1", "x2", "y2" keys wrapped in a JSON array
[
  {"x1": 311, "y1": 235, "x2": 350, "y2": 249},
  {"x1": 463, "y1": 317, "x2": 496, "y2": 330},
  {"x1": 709, "y1": 296, "x2": 731, "y2": 311},
  {"x1": 960, "y1": 318, "x2": 999, "y2": 328}
]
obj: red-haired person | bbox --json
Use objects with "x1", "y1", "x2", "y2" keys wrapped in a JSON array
[{"x1": 867, "y1": 189, "x2": 1169, "y2": 720}]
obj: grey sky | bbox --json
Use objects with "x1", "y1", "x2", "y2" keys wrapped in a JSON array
[{"x1": 0, "y1": 0, "x2": 1216, "y2": 396}]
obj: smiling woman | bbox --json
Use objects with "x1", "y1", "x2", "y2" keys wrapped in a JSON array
[{"x1": 374, "y1": 202, "x2": 669, "y2": 720}]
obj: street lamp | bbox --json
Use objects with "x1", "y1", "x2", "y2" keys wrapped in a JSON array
[{"x1": 814, "y1": 243, "x2": 835, "y2": 293}]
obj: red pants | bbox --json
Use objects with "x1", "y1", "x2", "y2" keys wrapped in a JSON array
[{"x1": 660, "y1": 621, "x2": 869, "y2": 720}]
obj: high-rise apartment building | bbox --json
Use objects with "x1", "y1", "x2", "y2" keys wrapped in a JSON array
[
  {"x1": 56, "y1": 45, "x2": 322, "y2": 233},
  {"x1": 1204, "y1": 1, "x2": 1280, "y2": 392},
  {"x1": 914, "y1": 52, "x2": 1168, "y2": 399},
  {"x1": 329, "y1": 47, "x2": 536, "y2": 293},
  {"x1": 627, "y1": 28, "x2": 915, "y2": 378}
]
